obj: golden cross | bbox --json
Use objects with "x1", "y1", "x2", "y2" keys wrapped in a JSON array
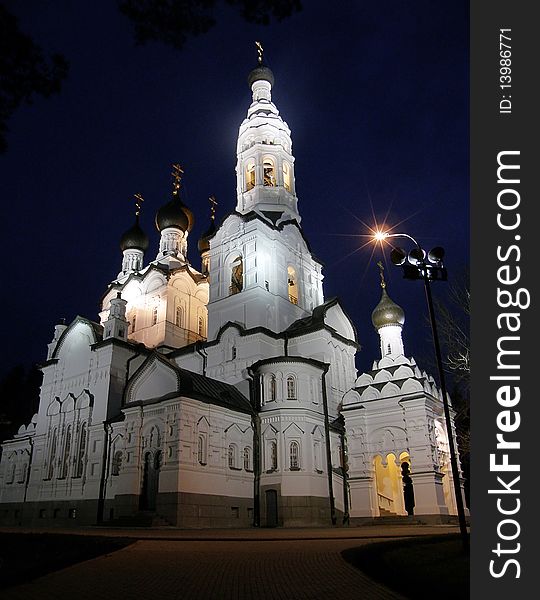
[
  {"x1": 377, "y1": 261, "x2": 386, "y2": 289},
  {"x1": 209, "y1": 195, "x2": 218, "y2": 220},
  {"x1": 171, "y1": 163, "x2": 184, "y2": 193},
  {"x1": 255, "y1": 41, "x2": 264, "y2": 65},
  {"x1": 134, "y1": 193, "x2": 144, "y2": 216}
]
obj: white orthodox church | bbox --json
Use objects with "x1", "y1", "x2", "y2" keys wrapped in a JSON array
[{"x1": 0, "y1": 56, "x2": 465, "y2": 528}]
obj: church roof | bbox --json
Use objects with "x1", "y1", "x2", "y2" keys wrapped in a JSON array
[
  {"x1": 285, "y1": 297, "x2": 359, "y2": 347},
  {"x1": 206, "y1": 210, "x2": 324, "y2": 266},
  {"x1": 103, "y1": 262, "x2": 206, "y2": 301},
  {"x1": 126, "y1": 352, "x2": 253, "y2": 415}
]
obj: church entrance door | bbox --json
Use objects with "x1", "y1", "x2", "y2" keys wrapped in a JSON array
[
  {"x1": 265, "y1": 489, "x2": 278, "y2": 527},
  {"x1": 140, "y1": 451, "x2": 162, "y2": 511}
]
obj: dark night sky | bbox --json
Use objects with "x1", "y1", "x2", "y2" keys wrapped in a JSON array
[{"x1": 0, "y1": 1, "x2": 469, "y2": 380}]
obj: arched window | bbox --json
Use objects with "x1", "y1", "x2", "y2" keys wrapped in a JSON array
[
  {"x1": 131, "y1": 314, "x2": 137, "y2": 333},
  {"x1": 197, "y1": 435, "x2": 207, "y2": 464},
  {"x1": 263, "y1": 158, "x2": 276, "y2": 186},
  {"x1": 198, "y1": 316, "x2": 205, "y2": 337},
  {"x1": 270, "y1": 375, "x2": 277, "y2": 402},
  {"x1": 287, "y1": 266, "x2": 299, "y2": 305},
  {"x1": 112, "y1": 451, "x2": 123, "y2": 476},
  {"x1": 75, "y1": 423, "x2": 87, "y2": 478},
  {"x1": 289, "y1": 441, "x2": 300, "y2": 470},
  {"x1": 230, "y1": 256, "x2": 243, "y2": 295},
  {"x1": 176, "y1": 305, "x2": 184, "y2": 327},
  {"x1": 286, "y1": 376, "x2": 296, "y2": 400},
  {"x1": 246, "y1": 160, "x2": 256, "y2": 190},
  {"x1": 61, "y1": 426, "x2": 72, "y2": 478},
  {"x1": 270, "y1": 441, "x2": 278, "y2": 470},
  {"x1": 7, "y1": 462, "x2": 16, "y2": 484},
  {"x1": 283, "y1": 162, "x2": 291, "y2": 191},
  {"x1": 228, "y1": 444, "x2": 237, "y2": 469},
  {"x1": 314, "y1": 441, "x2": 321, "y2": 472},
  {"x1": 152, "y1": 306, "x2": 158, "y2": 326},
  {"x1": 19, "y1": 462, "x2": 28, "y2": 484},
  {"x1": 243, "y1": 447, "x2": 252, "y2": 471},
  {"x1": 48, "y1": 428, "x2": 58, "y2": 480}
]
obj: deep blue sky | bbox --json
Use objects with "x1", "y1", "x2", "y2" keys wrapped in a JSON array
[{"x1": 0, "y1": 1, "x2": 469, "y2": 379}]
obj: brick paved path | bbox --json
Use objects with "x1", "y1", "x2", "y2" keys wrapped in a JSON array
[{"x1": 3, "y1": 537, "x2": 409, "y2": 599}]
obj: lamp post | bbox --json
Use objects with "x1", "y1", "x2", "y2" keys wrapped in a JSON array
[{"x1": 375, "y1": 231, "x2": 469, "y2": 550}]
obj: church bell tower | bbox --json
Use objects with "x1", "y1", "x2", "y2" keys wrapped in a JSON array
[
  {"x1": 205, "y1": 44, "x2": 324, "y2": 339},
  {"x1": 235, "y1": 42, "x2": 299, "y2": 223}
]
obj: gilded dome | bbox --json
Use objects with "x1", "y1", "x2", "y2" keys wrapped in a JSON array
[{"x1": 371, "y1": 287, "x2": 405, "y2": 330}]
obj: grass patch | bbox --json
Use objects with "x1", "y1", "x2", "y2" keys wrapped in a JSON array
[
  {"x1": 342, "y1": 534, "x2": 469, "y2": 599},
  {"x1": 0, "y1": 533, "x2": 134, "y2": 590}
]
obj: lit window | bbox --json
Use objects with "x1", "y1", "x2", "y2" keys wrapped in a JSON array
[
  {"x1": 198, "y1": 316, "x2": 205, "y2": 337},
  {"x1": 286, "y1": 376, "x2": 296, "y2": 400},
  {"x1": 230, "y1": 256, "x2": 243, "y2": 295},
  {"x1": 263, "y1": 158, "x2": 276, "y2": 186},
  {"x1": 246, "y1": 161, "x2": 256, "y2": 190},
  {"x1": 287, "y1": 266, "x2": 298, "y2": 305},
  {"x1": 290, "y1": 441, "x2": 300, "y2": 470},
  {"x1": 283, "y1": 162, "x2": 291, "y2": 191}
]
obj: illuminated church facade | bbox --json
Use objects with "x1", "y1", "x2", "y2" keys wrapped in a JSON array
[{"x1": 0, "y1": 56, "x2": 465, "y2": 528}]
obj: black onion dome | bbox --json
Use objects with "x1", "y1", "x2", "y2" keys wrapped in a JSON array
[
  {"x1": 247, "y1": 65, "x2": 275, "y2": 88},
  {"x1": 120, "y1": 218, "x2": 149, "y2": 252},
  {"x1": 371, "y1": 288, "x2": 405, "y2": 330},
  {"x1": 198, "y1": 219, "x2": 217, "y2": 253},
  {"x1": 155, "y1": 195, "x2": 194, "y2": 233}
]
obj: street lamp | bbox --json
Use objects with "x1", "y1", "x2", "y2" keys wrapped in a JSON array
[{"x1": 375, "y1": 231, "x2": 469, "y2": 550}]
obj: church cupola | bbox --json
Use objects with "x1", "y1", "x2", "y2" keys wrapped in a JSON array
[
  {"x1": 103, "y1": 292, "x2": 128, "y2": 341},
  {"x1": 371, "y1": 262, "x2": 405, "y2": 359},
  {"x1": 119, "y1": 194, "x2": 149, "y2": 277},
  {"x1": 155, "y1": 164, "x2": 194, "y2": 262},
  {"x1": 198, "y1": 195, "x2": 217, "y2": 277},
  {"x1": 235, "y1": 42, "x2": 299, "y2": 222},
  {"x1": 46, "y1": 319, "x2": 67, "y2": 359}
]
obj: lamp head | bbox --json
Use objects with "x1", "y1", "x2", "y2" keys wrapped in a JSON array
[
  {"x1": 428, "y1": 246, "x2": 445, "y2": 265},
  {"x1": 408, "y1": 247, "x2": 426, "y2": 266},
  {"x1": 390, "y1": 247, "x2": 407, "y2": 266}
]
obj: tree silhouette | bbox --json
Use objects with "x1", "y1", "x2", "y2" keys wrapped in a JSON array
[
  {"x1": 0, "y1": 364, "x2": 42, "y2": 444},
  {"x1": 1, "y1": 1, "x2": 301, "y2": 152},
  {"x1": 118, "y1": 0, "x2": 302, "y2": 49},
  {"x1": 0, "y1": 4, "x2": 69, "y2": 153}
]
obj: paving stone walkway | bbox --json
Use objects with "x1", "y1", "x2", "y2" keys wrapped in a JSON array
[{"x1": 1, "y1": 526, "x2": 458, "y2": 599}]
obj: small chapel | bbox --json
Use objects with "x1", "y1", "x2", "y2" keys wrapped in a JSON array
[{"x1": 0, "y1": 50, "x2": 465, "y2": 528}]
